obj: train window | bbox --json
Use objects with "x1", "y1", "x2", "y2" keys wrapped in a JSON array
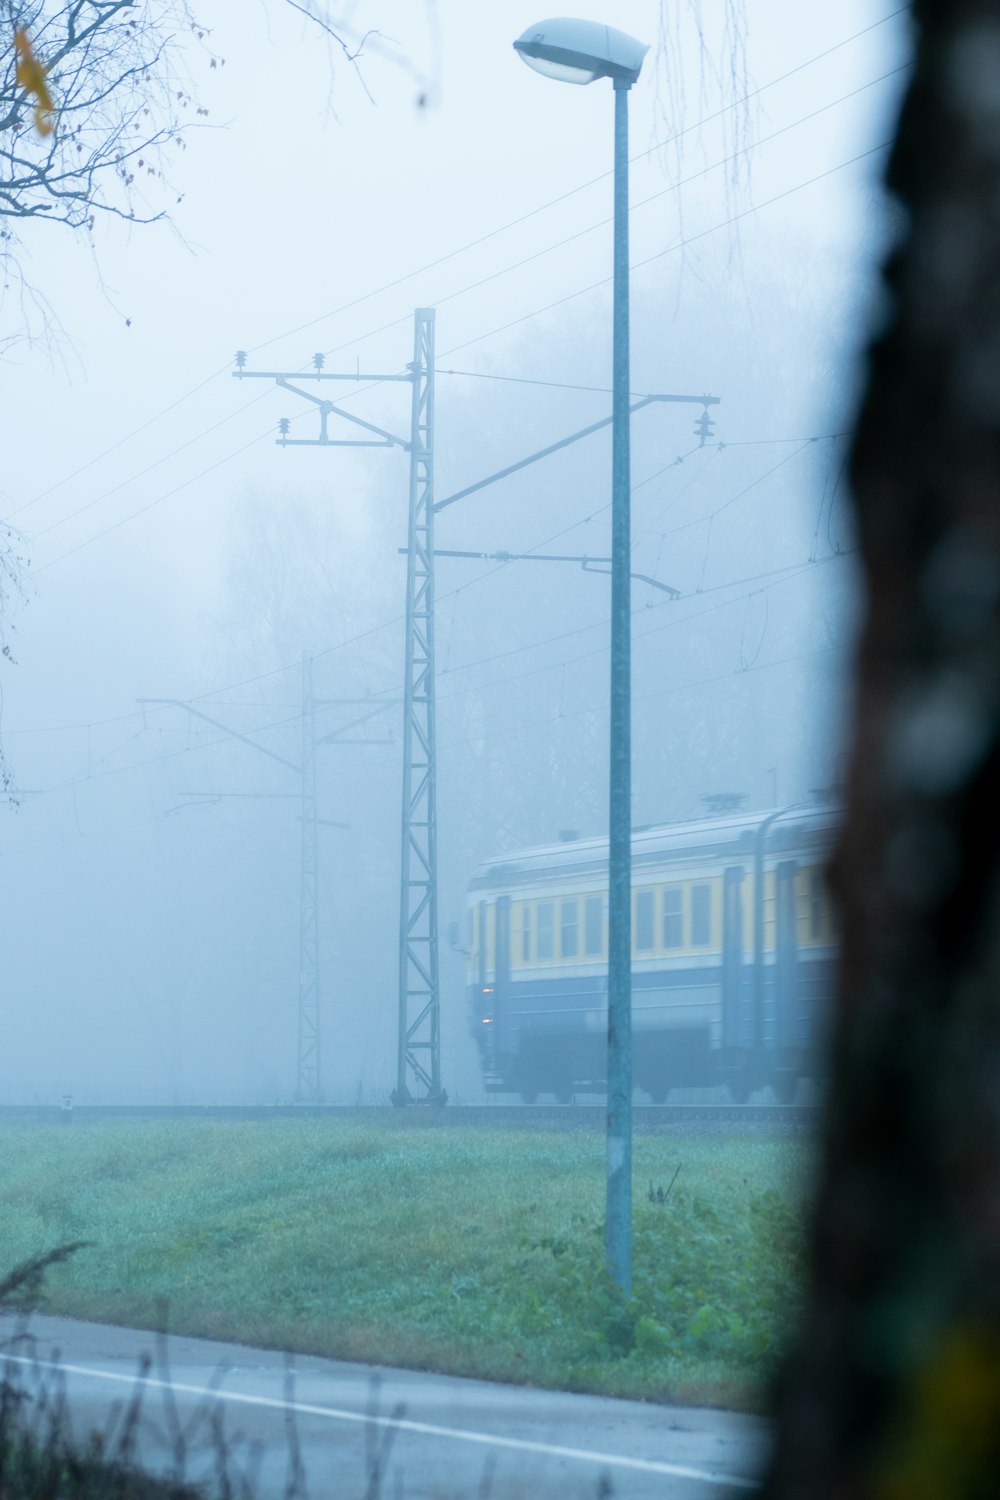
[
  {"x1": 635, "y1": 889, "x2": 654, "y2": 951},
  {"x1": 691, "y1": 883, "x2": 712, "y2": 946},
  {"x1": 662, "y1": 887, "x2": 683, "y2": 948},
  {"x1": 560, "y1": 898, "x2": 578, "y2": 958},
  {"x1": 810, "y1": 868, "x2": 824, "y2": 940},
  {"x1": 585, "y1": 895, "x2": 603, "y2": 956},
  {"x1": 537, "y1": 901, "x2": 554, "y2": 961},
  {"x1": 521, "y1": 904, "x2": 532, "y2": 962}
]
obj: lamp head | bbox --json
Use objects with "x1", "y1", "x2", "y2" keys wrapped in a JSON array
[{"x1": 513, "y1": 18, "x2": 648, "y2": 86}]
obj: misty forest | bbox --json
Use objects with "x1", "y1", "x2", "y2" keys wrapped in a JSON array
[
  {"x1": 0, "y1": 1, "x2": 895, "y2": 1106},
  {"x1": 8, "y1": 4, "x2": 985, "y2": 1500}
]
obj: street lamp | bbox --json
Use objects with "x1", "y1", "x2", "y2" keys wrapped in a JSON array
[
  {"x1": 513, "y1": 19, "x2": 647, "y2": 85},
  {"x1": 514, "y1": 17, "x2": 648, "y2": 1296}
]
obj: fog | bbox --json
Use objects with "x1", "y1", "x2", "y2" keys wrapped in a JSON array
[{"x1": 0, "y1": 1, "x2": 909, "y2": 1103}]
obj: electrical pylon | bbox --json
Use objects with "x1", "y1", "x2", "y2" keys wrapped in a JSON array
[
  {"x1": 142, "y1": 668, "x2": 391, "y2": 1103},
  {"x1": 234, "y1": 320, "x2": 720, "y2": 1108},
  {"x1": 234, "y1": 310, "x2": 445, "y2": 1105},
  {"x1": 395, "y1": 309, "x2": 442, "y2": 1103}
]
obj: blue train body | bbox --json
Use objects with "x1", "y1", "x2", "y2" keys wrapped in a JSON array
[{"x1": 466, "y1": 805, "x2": 838, "y2": 1102}]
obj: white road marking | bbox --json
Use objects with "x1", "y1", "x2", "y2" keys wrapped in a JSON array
[{"x1": 2, "y1": 1352, "x2": 761, "y2": 1491}]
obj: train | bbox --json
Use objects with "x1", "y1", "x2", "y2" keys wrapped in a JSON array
[{"x1": 465, "y1": 804, "x2": 838, "y2": 1103}]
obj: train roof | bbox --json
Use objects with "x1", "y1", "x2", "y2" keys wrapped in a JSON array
[{"x1": 468, "y1": 804, "x2": 839, "y2": 891}]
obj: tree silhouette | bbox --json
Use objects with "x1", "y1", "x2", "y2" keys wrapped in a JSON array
[{"x1": 764, "y1": 3, "x2": 1000, "y2": 1492}]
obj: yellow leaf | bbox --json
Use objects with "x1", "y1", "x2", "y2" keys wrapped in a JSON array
[{"x1": 14, "y1": 27, "x2": 56, "y2": 137}]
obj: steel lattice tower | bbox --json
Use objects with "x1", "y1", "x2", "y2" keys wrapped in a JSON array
[
  {"x1": 233, "y1": 313, "x2": 444, "y2": 1105},
  {"x1": 394, "y1": 309, "x2": 443, "y2": 1104}
]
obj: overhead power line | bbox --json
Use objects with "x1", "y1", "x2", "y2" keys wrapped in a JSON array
[
  {"x1": 8, "y1": 427, "x2": 851, "y2": 742},
  {"x1": 15, "y1": 543, "x2": 854, "y2": 787},
  {"x1": 33, "y1": 133, "x2": 892, "y2": 577},
  {"x1": 30, "y1": 431, "x2": 270, "y2": 576},
  {"x1": 313, "y1": 64, "x2": 907, "y2": 368},
  {"x1": 458, "y1": 643, "x2": 842, "y2": 751},
  {"x1": 435, "y1": 550, "x2": 853, "y2": 694},
  {"x1": 439, "y1": 140, "x2": 893, "y2": 360},
  {"x1": 27, "y1": 607, "x2": 849, "y2": 799},
  {"x1": 3, "y1": 7, "x2": 905, "y2": 531},
  {"x1": 0, "y1": 364, "x2": 234, "y2": 529},
  {"x1": 20, "y1": 56, "x2": 897, "y2": 561},
  {"x1": 27, "y1": 389, "x2": 274, "y2": 544},
  {"x1": 253, "y1": 5, "x2": 910, "y2": 360}
]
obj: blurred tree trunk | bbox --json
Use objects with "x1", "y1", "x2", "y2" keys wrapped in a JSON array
[{"x1": 763, "y1": 2, "x2": 1000, "y2": 1494}]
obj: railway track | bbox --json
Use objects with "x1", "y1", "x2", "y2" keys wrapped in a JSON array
[{"x1": 0, "y1": 1101, "x2": 818, "y2": 1130}]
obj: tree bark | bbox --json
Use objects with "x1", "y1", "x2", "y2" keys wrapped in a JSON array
[{"x1": 763, "y1": 3, "x2": 1000, "y2": 1494}]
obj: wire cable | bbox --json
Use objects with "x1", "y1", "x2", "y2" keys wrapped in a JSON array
[
  {"x1": 459, "y1": 642, "x2": 842, "y2": 750},
  {"x1": 11, "y1": 543, "x2": 854, "y2": 786},
  {"x1": 3, "y1": 8, "x2": 905, "y2": 533},
  {"x1": 250, "y1": 6, "x2": 911, "y2": 361},
  {"x1": 27, "y1": 389, "x2": 274, "y2": 545},
  {"x1": 11, "y1": 426, "x2": 853, "y2": 743},
  {"x1": 436, "y1": 550, "x2": 852, "y2": 691},
  {"x1": 31, "y1": 430, "x2": 271, "y2": 576},
  {"x1": 439, "y1": 140, "x2": 893, "y2": 361},
  {"x1": 32, "y1": 139, "x2": 891, "y2": 577}
]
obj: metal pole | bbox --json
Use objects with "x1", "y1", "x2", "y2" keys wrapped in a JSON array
[
  {"x1": 298, "y1": 653, "x2": 321, "y2": 1100},
  {"x1": 753, "y1": 806, "x2": 796, "y2": 1078},
  {"x1": 606, "y1": 77, "x2": 633, "y2": 1296}
]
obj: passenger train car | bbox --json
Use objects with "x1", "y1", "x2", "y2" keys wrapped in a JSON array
[{"x1": 466, "y1": 805, "x2": 838, "y2": 1102}]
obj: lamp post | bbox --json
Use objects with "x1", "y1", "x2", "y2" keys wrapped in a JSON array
[{"x1": 514, "y1": 18, "x2": 648, "y2": 1296}]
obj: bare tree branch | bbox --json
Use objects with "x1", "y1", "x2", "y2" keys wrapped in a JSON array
[
  {"x1": 1, "y1": 1, "x2": 216, "y2": 346},
  {"x1": 286, "y1": 0, "x2": 433, "y2": 108}
]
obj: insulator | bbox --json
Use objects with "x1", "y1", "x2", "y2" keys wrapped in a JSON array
[
  {"x1": 695, "y1": 407, "x2": 715, "y2": 446},
  {"x1": 234, "y1": 350, "x2": 247, "y2": 369},
  {"x1": 312, "y1": 352, "x2": 325, "y2": 371},
  {"x1": 278, "y1": 417, "x2": 290, "y2": 437}
]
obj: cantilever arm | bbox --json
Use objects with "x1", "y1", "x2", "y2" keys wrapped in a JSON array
[
  {"x1": 275, "y1": 379, "x2": 409, "y2": 448},
  {"x1": 433, "y1": 393, "x2": 719, "y2": 513},
  {"x1": 581, "y1": 558, "x2": 680, "y2": 598},
  {"x1": 137, "y1": 699, "x2": 300, "y2": 774}
]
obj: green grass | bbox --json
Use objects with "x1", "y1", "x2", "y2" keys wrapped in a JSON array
[{"x1": 0, "y1": 1119, "x2": 811, "y2": 1408}]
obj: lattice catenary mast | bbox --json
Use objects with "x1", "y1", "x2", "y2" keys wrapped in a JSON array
[{"x1": 234, "y1": 310, "x2": 443, "y2": 1105}]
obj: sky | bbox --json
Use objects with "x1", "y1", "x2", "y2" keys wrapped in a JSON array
[{"x1": 0, "y1": 1, "x2": 911, "y2": 1102}]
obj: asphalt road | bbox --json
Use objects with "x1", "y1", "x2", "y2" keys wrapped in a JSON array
[{"x1": 0, "y1": 1314, "x2": 769, "y2": 1498}]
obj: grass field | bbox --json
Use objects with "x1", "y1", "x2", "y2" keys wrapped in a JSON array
[{"x1": 0, "y1": 1119, "x2": 811, "y2": 1408}]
